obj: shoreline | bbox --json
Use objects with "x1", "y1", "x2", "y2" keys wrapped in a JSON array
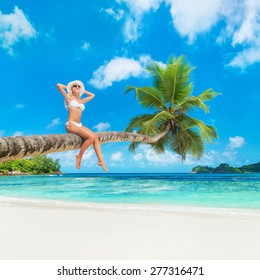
[
  {"x1": 1, "y1": 196, "x2": 260, "y2": 260},
  {"x1": 1, "y1": 195, "x2": 260, "y2": 219}
]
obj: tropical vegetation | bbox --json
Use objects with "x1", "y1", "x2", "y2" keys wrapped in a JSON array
[
  {"x1": 125, "y1": 55, "x2": 219, "y2": 160},
  {"x1": 192, "y1": 162, "x2": 260, "y2": 173},
  {"x1": 0, "y1": 155, "x2": 61, "y2": 175}
]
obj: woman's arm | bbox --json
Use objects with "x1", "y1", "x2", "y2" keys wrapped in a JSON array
[
  {"x1": 80, "y1": 90, "x2": 95, "y2": 104},
  {"x1": 56, "y1": 83, "x2": 71, "y2": 102}
]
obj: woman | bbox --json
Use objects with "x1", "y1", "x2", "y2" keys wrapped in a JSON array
[{"x1": 57, "y1": 80, "x2": 108, "y2": 172}]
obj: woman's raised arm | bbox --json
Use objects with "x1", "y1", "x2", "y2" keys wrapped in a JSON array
[
  {"x1": 56, "y1": 83, "x2": 70, "y2": 102},
  {"x1": 80, "y1": 90, "x2": 95, "y2": 103}
]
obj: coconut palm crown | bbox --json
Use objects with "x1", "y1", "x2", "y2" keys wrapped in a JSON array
[{"x1": 124, "y1": 55, "x2": 219, "y2": 160}]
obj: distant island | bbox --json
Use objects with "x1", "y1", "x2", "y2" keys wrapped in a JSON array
[
  {"x1": 192, "y1": 162, "x2": 260, "y2": 174},
  {"x1": 0, "y1": 155, "x2": 61, "y2": 176}
]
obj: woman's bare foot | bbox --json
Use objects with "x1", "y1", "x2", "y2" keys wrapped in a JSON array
[
  {"x1": 98, "y1": 161, "x2": 108, "y2": 172},
  {"x1": 76, "y1": 154, "x2": 82, "y2": 169}
]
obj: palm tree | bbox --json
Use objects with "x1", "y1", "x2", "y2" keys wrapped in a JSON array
[
  {"x1": 0, "y1": 55, "x2": 218, "y2": 163},
  {"x1": 124, "y1": 55, "x2": 219, "y2": 160}
]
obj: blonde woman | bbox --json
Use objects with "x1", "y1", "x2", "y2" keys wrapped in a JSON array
[{"x1": 57, "y1": 80, "x2": 108, "y2": 172}]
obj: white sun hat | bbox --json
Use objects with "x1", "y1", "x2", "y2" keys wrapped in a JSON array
[{"x1": 67, "y1": 80, "x2": 85, "y2": 97}]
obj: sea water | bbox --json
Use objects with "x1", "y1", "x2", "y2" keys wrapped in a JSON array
[{"x1": 0, "y1": 173, "x2": 260, "y2": 209}]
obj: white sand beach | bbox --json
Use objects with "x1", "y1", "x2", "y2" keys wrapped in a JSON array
[{"x1": 0, "y1": 199, "x2": 260, "y2": 260}]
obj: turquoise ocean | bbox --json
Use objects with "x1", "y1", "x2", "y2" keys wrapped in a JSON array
[{"x1": 0, "y1": 173, "x2": 260, "y2": 209}]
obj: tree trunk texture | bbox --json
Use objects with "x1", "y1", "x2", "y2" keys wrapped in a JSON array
[{"x1": 0, "y1": 125, "x2": 170, "y2": 163}]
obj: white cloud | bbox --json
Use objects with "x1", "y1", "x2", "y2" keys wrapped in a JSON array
[
  {"x1": 89, "y1": 56, "x2": 150, "y2": 89},
  {"x1": 50, "y1": 149, "x2": 95, "y2": 168},
  {"x1": 104, "y1": 0, "x2": 259, "y2": 68},
  {"x1": 13, "y1": 131, "x2": 23, "y2": 136},
  {"x1": 165, "y1": 0, "x2": 260, "y2": 68},
  {"x1": 166, "y1": 0, "x2": 222, "y2": 43},
  {"x1": 0, "y1": 130, "x2": 5, "y2": 137},
  {"x1": 15, "y1": 103, "x2": 25, "y2": 109},
  {"x1": 103, "y1": 7, "x2": 124, "y2": 20},
  {"x1": 228, "y1": 46, "x2": 260, "y2": 68},
  {"x1": 117, "y1": 0, "x2": 163, "y2": 41},
  {"x1": 135, "y1": 145, "x2": 188, "y2": 166},
  {"x1": 93, "y1": 122, "x2": 111, "y2": 131},
  {"x1": 121, "y1": 0, "x2": 162, "y2": 14},
  {"x1": 228, "y1": 136, "x2": 246, "y2": 149},
  {"x1": 0, "y1": 6, "x2": 37, "y2": 55},
  {"x1": 231, "y1": 0, "x2": 260, "y2": 46},
  {"x1": 81, "y1": 41, "x2": 90, "y2": 51},
  {"x1": 111, "y1": 151, "x2": 124, "y2": 161},
  {"x1": 133, "y1": 153, "x2": 143, "y2": 161},
  {"x1": 46, "y1": 118, "x2": 62, "y2": 129}
]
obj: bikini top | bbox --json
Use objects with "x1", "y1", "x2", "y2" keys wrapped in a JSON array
[{"x1": 68, "y1": 100, "x2": 85, "y2": 111}]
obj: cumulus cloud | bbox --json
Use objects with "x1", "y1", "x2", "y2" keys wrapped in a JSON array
[
  {"x1": 93, "y1": 122, "x2": 111, "y2": 131},
  {"x1": 50, "y1": 149, "x2": 95, "y2": 168},
  {"x1": 111, "y1": 151, "x2": 124, "y2": 161},
  {"x1": 46, "y1": 118, "x2": 62, "y2": 129},
  {"x1": 107, "y1": 0, "x2": 259, "y2": 68},
  {"x1": 102, "y1": 7, "x2": 124, "y2": 20},
  {"x1": 114, "y1": 0, "x2": 163, "y2": 41},
  {"x1": 13, "y1": 131, "x2": 23, "y2": 136},
  {"x1": 15, "y1": 103, "x2": 25, "y2": 109},
  {"x1": 89, "y1": 56, "x2": 150, "y2": 89},
  {"x1": 81, "y1": 41, "x2": 90, "y2": 51},
  {"x1": 133, "y1": 144, "x2": 195, "y2": 166},
  {"x1": 228, "y1": 47, "x2": 260, "y2": 68},
  {"x1": 166, "y1": 0, "x2": 223, "y2": 43},
  {"x1": 133, "y1": 153, "x2": 143, "y2": 161},
  {"x1": 0, "y1": 6, "x2": 37, "y2": 55},
  {"x1": 165, "y1": 0, "x2": 260, "y2": 68},
  {"x1": 228, "y1": 136, "x2": 246, "y2": 149}
]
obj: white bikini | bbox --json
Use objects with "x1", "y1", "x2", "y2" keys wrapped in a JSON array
[
  {"x1": 65, "y1": 100, "x2": 85, "y2": 128},
  {"x1": 68, "y1": 100, "x2": 85, "y2": 111}
]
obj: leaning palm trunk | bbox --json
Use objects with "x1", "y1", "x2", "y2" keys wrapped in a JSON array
[{"x1": 0, "y1": 124, "x2": 170, "y2": 163}]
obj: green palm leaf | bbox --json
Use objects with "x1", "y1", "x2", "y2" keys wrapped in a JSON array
[
  {"x1": 198, "y1": 88, "x2": 220, "y2": 102},
  {"x1": 176, "y1": 96, "x2": 209, "y2": 113},
  {"x1": 141, "y1": 111, "x2": 174, "y2": 135},
  {"x1": 125, "y1": 85, "x2": 167, "y2": 110},
  {"x1": 178, "y1": 115, "x2": 218, "y2": 142},
  {"x1": 125, "y1": 114, "x2": 155, "y2": 132}
]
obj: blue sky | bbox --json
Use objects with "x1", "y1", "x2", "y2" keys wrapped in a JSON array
[{"x1": 0, "y1": 0, "x2": 259, "y2": 173}]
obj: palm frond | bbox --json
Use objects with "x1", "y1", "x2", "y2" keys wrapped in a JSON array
[
  {"x1": 135, "y1": 87, "x2": 168, "y2": 110},
  {"x1": 124, "y1": 85, "x2": 136, "y2": 95},
  {"x1": 141, "y1": 111, "x2": 174, "y2": 135},
  {"x1": 179, "y1": 115, "x2": 218, "y2": 142},
  {"x1": 124, "y1": 114, "x2": 155, "y2": 132},
  {"x1": 150, "y1": 134, "x2": 168, "y2": 154},
  {"x1": 166, "y1": 128, "x2": 204, "y2": 159},
  {"x1": 170, "y1": 56, "x2": 194, "y2": 106},
  {"x1": 197, "y1": 88, "x2": 220, "y2": 102},
  {"x1": 177, "y1": 96, "x2": 209, "y2": 113},
  {"x1": 128, "y1": 141, "x2": 140, "y2": 153}
]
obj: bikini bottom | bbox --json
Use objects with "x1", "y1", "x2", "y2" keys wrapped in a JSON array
[{"x1": 65, "y1": 121, "x2": 82, "y2": 128}]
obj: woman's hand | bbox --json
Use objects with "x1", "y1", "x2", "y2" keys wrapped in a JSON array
[
  {"x1": 57, "y1": 83, "x2": 70, "y2": 102},
  {"x1": 57, "y1": 83, "x2": 67, "y2": 90},
  {"x1": 84, "y1": 90, "x2": 95, "y2": 97},
  {"x1": 80, "y1": 90, "x2": 95, "y2": 103}
]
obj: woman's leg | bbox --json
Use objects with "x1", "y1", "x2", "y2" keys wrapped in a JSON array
[
  {"x1": 80, "y1": 126, "x2": 108, "y2": 172},
  {"x1": 66, "y1": 123, "x2": 108, "y2": 171}
]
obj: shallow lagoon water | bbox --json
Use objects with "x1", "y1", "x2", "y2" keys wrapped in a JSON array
[{"x1": 0, "y1": 173, "x2": 260, "y2": 209}]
